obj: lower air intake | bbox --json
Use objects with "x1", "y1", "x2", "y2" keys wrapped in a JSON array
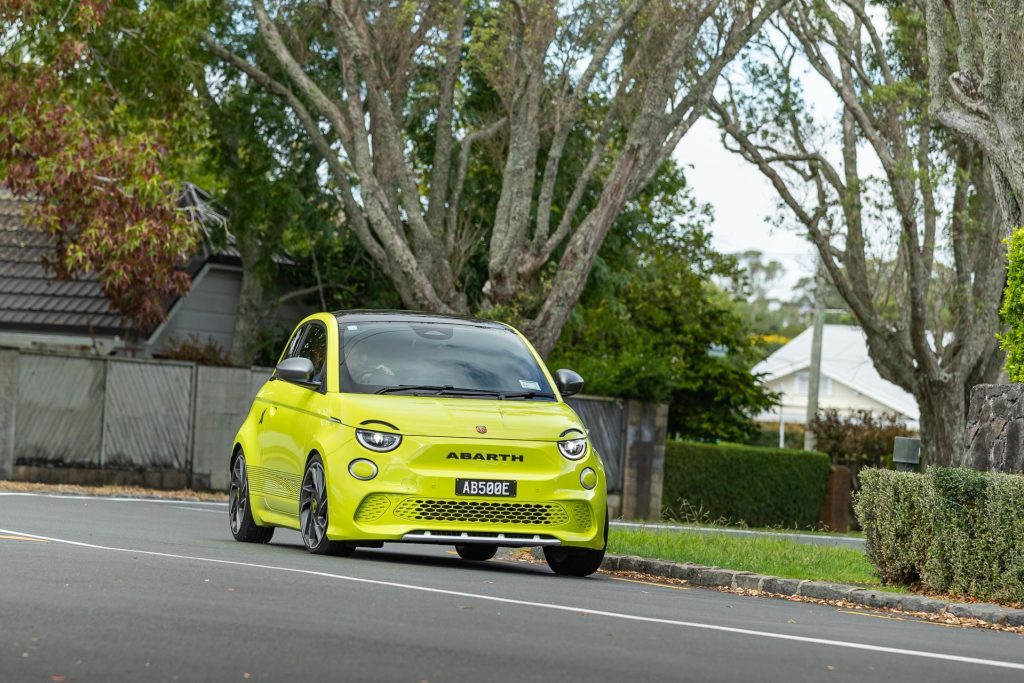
[
  {"x1": 394, "y1": 498, "x2": 569, "y2": 526},
  {"x1": 354, "y1": 493, "x2": 391, "y2": 523}
]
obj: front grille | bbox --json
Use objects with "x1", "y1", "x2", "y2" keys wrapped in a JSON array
[
  {"x1": 393, "y1": 498, "x2": 569, "y2": 526},
  {"x1": 354, "y1": 494, "x2": 391, "y2": 523}
]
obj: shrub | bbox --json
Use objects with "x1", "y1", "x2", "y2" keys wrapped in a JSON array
[
  {"x1": 855, "y1": 469, "x2": 932, "y2": 585},
  {"x1": 158, "y1": 334, "x2": 231, "y2": 366},
  {"x1": 856, "y1": 467, "x2": 1024, "y2": 603},
  {"x1": 662, "y1": 441, "x2": 831, "y2": 529},
  {"x1": 999, "y1": 226, "x2": 1024, "y2": 381},
  {"x1": 810, "y1": 409, "x2": 914, "y2": 486}
]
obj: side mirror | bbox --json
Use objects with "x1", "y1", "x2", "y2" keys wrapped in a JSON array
[
  {"x1": 554, "y1": 368, "x2": 584, "y2": 398},
  {"x1": 275, "y1": 357, "x2": 317, "y2": 387}
]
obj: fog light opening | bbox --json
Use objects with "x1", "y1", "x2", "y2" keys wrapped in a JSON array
[
  {"x1": 348, "y1": 458, "x2": 378, "y2": 481},
  {"x1": 580, "y1": 467, "x2": 597, "y2": 490}
]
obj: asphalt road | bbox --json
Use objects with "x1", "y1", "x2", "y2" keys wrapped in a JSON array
[{"x1": 1, "y1": 493, "x2": 1022, "y2": 682}]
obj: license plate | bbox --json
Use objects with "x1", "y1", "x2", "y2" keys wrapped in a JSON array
[{"x1": 455, "y1": 479, "x2": 517, "y2": 497}]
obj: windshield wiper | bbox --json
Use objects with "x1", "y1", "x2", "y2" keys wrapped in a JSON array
[
  {"x1": 501, "y1": 391, "x2": 556, "y2": 400},
  {"x1": 375, "y1": 384, "x2": 502, "y2": 397}
]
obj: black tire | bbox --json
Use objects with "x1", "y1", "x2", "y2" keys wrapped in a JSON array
[
  {"x1": 542, "y1": 507, "x2": 608, "y2": 577},
  {"x1": 543, "y1": 545, "x2": 605, "y2": 576},
  {"x1": 229, "y1": 451, "x2": 274, "y2": 544},
  {"x1": 455, "y1": 544, "x2": 498, "y2": 561},
  {"x1": 300, "y1": 454, "x2": 354, "y2": 557}
]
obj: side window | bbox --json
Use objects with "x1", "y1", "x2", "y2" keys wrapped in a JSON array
[
  {"x1": 282, "y1": 325, "x2": 307, "y2": 361},
  {"x1": 296, "y1": 323, "x2": 328, "y2": 385}
]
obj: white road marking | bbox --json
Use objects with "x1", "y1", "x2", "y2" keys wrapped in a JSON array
[
  {"x1": 0, "y1": 492, "x2": 227, "y2": 507},
  {"x1": 1, "y1": 526, "x2": 1022, "y2": 672},
  {"x1": 167, "y1": 506, "x2": 226, "y2": 514}
]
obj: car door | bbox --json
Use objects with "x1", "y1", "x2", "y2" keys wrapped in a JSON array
[
  {"x1": 260, "y1": 321, "x2": 332, "y2": 517},
  {"x1": 256, "y1": 324, "x2": 308, "y2": 514}
]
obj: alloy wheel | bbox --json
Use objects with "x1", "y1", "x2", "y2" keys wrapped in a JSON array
[
  {"x1": 300, "y1": 461, "x2": 329, "y2": 549},
  {"x1": 228, "y1": 455, "x2": 248, "y2": 535}
]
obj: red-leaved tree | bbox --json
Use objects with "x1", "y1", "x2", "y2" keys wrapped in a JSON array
[{"x1": 0, "y1": 0, "x2": 199, "y2": 329}]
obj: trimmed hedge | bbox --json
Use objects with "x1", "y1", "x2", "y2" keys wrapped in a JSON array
[
  {"x1": 857, "y1": 468, "x2": 1024, "y2": 603},
  {"x1": 662, "y1": 441, "x2": 832, "y2": 529}
]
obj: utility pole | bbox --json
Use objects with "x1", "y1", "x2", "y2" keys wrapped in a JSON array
[{"x1": 804, "y1": 258, "x2": 825, "y2": 451}]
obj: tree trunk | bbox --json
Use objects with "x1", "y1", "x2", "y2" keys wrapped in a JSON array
[
  {"x1": 229, "y1": 235, "x2": 265, "y2": 367},
  {"x1": 915, "y1": 379, "x2": 967, "y2": 469}
]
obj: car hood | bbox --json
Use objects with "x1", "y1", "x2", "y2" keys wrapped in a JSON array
[{"x1": 336, "y1": 394, "x2": 584, "y2": 441}]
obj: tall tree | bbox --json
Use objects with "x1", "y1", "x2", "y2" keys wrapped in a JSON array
[
  {"x1": 549, "y1": 160, "x2": 775, "y2": 441},
  {"x1": 924, "y1": 1, "x2": 1024, "y2": 228},
  {"x1": 201, "y1": 0, "x2": 786, "y2": 356},
  {"x1": 713, "y1": 1, "x2": 1005, "y2": 466}
]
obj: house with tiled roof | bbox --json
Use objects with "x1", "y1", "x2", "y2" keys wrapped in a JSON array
[{"x1": 0, "y1": 190, "x2": 308, "y2": 357}]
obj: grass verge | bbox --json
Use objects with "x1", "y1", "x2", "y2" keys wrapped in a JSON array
[{"x1": 608, "y1": 527, "x2": 882, "y2": 587}]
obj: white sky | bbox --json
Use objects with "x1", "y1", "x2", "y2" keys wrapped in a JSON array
[
  {"x1": 674, "y1": 117, "x2": 816, "y2": 299},
  {"x1": 672, "y1": 8, "x2": 894, "y2": 302}
]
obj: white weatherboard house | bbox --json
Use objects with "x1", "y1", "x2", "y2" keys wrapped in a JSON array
[{"x1": 753, "y1": 324, "x2": 920, "y2": 430}]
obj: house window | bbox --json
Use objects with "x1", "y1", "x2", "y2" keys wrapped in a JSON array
[{"x1": 794, "y1": 372, "x2": 831, "y2": 396}]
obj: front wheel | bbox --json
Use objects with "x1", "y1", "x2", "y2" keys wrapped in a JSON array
[
  {"x1": 229, "y1": 451, "x2": 274, "y2": 544},
  {"x1": 455, "y1": 544, "x2": 497, "y2": 561},
  {"x1": 543, "y1": 509, "x2": 608, "y2": 576},
  {"x1": 542, "y1": 546, "x2": 605, "y2": 576},
  {"x1": 299, "y1": 454, "x2": 353, "y2": 556}
]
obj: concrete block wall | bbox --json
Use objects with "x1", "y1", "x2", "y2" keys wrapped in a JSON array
[
  {"x1": 620, "y1": 400, "x2": 669, "y2": 520},
  {"x1": 190, "y1": 366, "x2": 258, "y2": 490},
  {"x1": 0, "y1": 350, "x2": 17, "y2": 480}
]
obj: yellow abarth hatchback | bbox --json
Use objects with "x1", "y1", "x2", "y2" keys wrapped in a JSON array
[{"x1": 229, "y1": 311, "x2": 608, "y2": 576}]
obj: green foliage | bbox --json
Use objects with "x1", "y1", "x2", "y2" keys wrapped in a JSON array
[
  {"x1": 662, "y1": 441, "x2": 831, "y2": 529},
  {"x1": 744, "y1": 424, "x2": 804, "y2": 450},
  {"x1": 811, "y1": 409, "x2": 914, "y2": 488},
  {"x1": 856, "y1": 468, "x2": 1024, "y2": 603},
  {"x1": 1000, "y1": 227, "x2": 1024, "y2": 381},
  {"x1": 548, "y1": 168, "x2": 775, "y2": 442}
]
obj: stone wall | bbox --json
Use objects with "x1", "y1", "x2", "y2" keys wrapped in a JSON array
[{"x1": 962, "y1": 384, "x2": 1024, "y2": 473}]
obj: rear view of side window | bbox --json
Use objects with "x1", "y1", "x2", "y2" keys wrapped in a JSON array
[
  {"x1": 297, "y1": 324, "x2": 328, "y2": 385},
  {"x1": 282, "y1": 325, "x2": 307, "y2": 361}
]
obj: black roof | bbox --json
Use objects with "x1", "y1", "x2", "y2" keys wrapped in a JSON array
[
  {"x1": 0, "y1": 191, "x2": 129, "y2": 336},
  {"x1": 332, "y1": 309, "x2": 507, "y2": 329}
]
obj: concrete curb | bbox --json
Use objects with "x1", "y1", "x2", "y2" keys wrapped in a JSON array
[{"x1": 530, "y1": 548, "x2": 1024, "y2": 627}]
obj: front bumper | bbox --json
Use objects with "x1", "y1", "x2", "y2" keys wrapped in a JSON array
[
  {"x1": 330, "y1": 490, "x2": 604, "y2": 548},
  {"x1": 323, "y1": 435, "x2": 607, "y2": 550}
]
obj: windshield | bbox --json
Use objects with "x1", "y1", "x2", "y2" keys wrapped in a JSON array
[{"x1": 338, "y1": 320, "x2": 555, "y2": 399}]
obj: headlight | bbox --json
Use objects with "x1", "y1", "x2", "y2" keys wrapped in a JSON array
[
  {"x1": 355, "y1": 429, "x2": 402, "y2": 452},
  {"x1": 558, "y1": 437, "x2": 588, "y2": 460}
]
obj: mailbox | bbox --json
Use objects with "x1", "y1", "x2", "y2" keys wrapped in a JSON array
[{"x1": 892, "y1": 436, "x2": 921, "y2": 472}]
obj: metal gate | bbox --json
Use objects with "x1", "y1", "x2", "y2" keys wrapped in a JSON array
[
  {"x1": 14, "y1": 354, "x2": 194, "y2": 470},
  {"x1": 16, "y1": 354, "x2": 105, "y2": 466},
  {"x1": 103, "y1": 359, "x2": 193, "y2": 469}
]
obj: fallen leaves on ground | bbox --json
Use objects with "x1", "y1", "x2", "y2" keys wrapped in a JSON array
[{"x1": 0, "y1": 479, "x2": 227, "y2": 502}]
